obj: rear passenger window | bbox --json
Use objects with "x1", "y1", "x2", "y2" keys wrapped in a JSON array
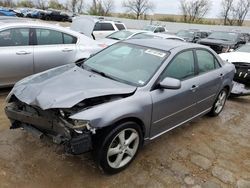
[
  {"x1": 63, "y1": 33, "x2": 77, "y2": 44},
  {"x1": 100, "y1": 23, "x2": 114, "y2": 31},
  {"x1": 0, "y1": 28, "x2": 29, "y2": 47},
  {"x1": 93, "y1": 23, "x2": 101, "y2": 31},
  {"x1": 36, "y1": 29, "x2": 63, "y2": 45},
  {"x1": 196, "y1": 50, "x2": 218, "y2": 74},
  {"x1": 162, "y1": 50, "x2": 195, "y2": 80},
  {"x1": 159, "y1": 27, "x2": 165, "y2": 32},
  {"x1": 115, "y1": 24, "x2": 125, "y2": 30}
]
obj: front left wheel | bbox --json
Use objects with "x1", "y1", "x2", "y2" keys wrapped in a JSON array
[{"x1": 94, "y1": 122, "x2": 143, "y2": 174}]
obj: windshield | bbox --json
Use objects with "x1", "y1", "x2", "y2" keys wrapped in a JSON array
[
  {"x1": 106, "y1": 30, "x2": 134, "y2": 40},
  {"x1": 83, "y1": 43, "x2": 169, "y2": 86},
  {"x1": 143, "y1": 25, "x2": 156, "y2": 32},
  {"x1": 236, "y1": 44, "x2": 250, "y2": 53},
  {"x1": 207, "y1": 32, "x2": 238, "y2": 41},
  {"x1": 176, "y1": 30, "x2": 194, "y2": 38}
]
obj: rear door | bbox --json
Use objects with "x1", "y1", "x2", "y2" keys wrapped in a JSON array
[
  {"x1": 0, "y1": 27, "x2": 33, "y2": 87},
  {"x1": 33, "y1": 28, "x2": 77, "y2": 73},
  {"x1": 150, "y1": 50, "x2": 198, "y2": 138},
  {"x1": 193, "y1": 49, "x2": 223, "y2": 113}
]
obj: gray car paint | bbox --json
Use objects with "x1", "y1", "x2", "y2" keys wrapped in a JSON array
[
  {"x1": 7, "y1": 39, "x2": 235, "y2": 141},
  {"x1": 9, "y1": 64, "x2": 136, "y2": 110}
]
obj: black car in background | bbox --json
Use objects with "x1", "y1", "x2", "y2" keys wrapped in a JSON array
[
  {"x1": 197, "y1": 31, "x2": 246, "y2": 53},
  {"x1": 40, "y1": 10, "x2": 71, "y2": 22},
  {"x1": 176, "y1": 29, "x2": 210, "y2": 43}
]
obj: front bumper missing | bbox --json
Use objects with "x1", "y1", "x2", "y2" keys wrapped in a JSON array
[
  {"x1": 5, "y1": 104, "x2": 93, "y2": 154},
  {"x1": 231, "y1": 81, "x2": 250, "y2": 96}
]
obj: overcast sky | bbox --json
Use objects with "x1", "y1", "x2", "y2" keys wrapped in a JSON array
[{"x1": 83, "y1": 0, "x2": 221, "y2": 18}]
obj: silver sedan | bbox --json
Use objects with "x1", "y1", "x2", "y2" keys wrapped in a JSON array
[
  {"x1": 0, "y1": 21, "x2": 104, "y2": 88},
  {"x1": 5, "y1": 39, "x2": 235, "y2": 174}
]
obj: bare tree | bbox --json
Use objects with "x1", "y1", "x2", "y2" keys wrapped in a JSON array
[
  {"x1": 233, "y1": 0, "x2": 250, "y2": 26},
  {"x1": 67, "y1": 0, "x2": 83, "y2": 13},
  {"x1": 122, "y1": 0, "x2": 155, "y2": 19},
  {"x1": 0, "y1": 0, "x2": 15, "y2": 7},
  {"x1": 103, "y1": 0, "x2": 114, "y2": 15},
  {"x1": 179, "y1": 0, "x2": 211, "y2": 23},
  {"x1": 220, "y1": 0, "x2": 250, "y2": 26},
  {"x1": 88, "y1": 0, "x2": 114, "y2": 16},
  {"x1": 220, "y1": 0, "x2": 234, "y2": 25},
  {"x1": 36, "y1": 0, "x2": 48, "y2": 9}
]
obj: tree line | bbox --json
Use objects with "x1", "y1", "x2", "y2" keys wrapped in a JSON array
[
  {"x1": 0, "y1": 0, "x2": 114, "y2": 15},
  {"x1": 0, "y1": 0, "x2": 154, "y2": 18},
  {"x1": 1, "y1": 0, "x2": 250, "y2": 26},
  {"x1": 179, "y1": 0, "x2": 250, "y2": 26}
]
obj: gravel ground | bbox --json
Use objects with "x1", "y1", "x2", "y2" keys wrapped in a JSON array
[{"x1": 0, "y1": 88, "x2": 250, "y2": 188}]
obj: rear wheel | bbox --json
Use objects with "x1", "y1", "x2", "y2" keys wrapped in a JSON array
[
  {"x1": 94, "y1": 122, "x2": 142, "y2": 174},
  {"x1": 209, "y1": 88, "x2": 228, "y2": 116}
]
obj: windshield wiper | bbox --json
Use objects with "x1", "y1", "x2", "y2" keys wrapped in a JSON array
[{"x1": 87, "y1": 67, "x2": 118, "y2": 81}]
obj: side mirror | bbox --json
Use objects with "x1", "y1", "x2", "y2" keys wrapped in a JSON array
[{"x1": 159, "y1": 77, "x2": 181, "y2": 90}]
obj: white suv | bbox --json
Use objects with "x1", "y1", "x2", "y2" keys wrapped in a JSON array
[
  {"x1": 71, "y1": 16, "x2": 127, "y2": 40},
  {"x1": 93, "y1": 20, "x2": 126, "y2": 39}
]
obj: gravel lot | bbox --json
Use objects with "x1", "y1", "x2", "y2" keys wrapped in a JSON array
[{"x1": 0, "y1": 88, "x2": 250, "y2": 188}]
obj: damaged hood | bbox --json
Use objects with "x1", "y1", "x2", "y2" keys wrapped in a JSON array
[
  {"x1": 219, "y1": 52, "x2": 250, "y2": 63},
  {"x1": 9, "y1": 64, "x2": 136, "y2": 110}
]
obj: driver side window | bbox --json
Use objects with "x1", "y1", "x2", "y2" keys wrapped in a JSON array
[{"x1": 161, "y1": 50, "x2": 195, "y2": 80}]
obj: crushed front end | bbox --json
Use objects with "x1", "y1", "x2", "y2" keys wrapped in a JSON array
[
  {"x1": 231, "y1": 62, "x2": 250, "y2": 96},
  {"x1": 5, "y1": 97, "x2": 94, "y2": 155}
]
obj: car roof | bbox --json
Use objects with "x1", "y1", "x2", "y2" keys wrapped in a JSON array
[
  {"x1": 143, "y1": 32, "x2": 184, "y2": 40},
  {"x1": 125, "y1": 38, "x2": 203, "y2": 51},
  {"x1": 0, "y1": 20, "x2": 81, "y2": 35}
]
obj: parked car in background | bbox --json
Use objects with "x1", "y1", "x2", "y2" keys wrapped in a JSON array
[
  {"x1": 130, "y1": 32, "x2": 185, "y2": 41},
  {"x1": 5, "y1": 39, "x2": 235, "y2": 174},
  {"x1": 40, "y1": 9, "x2": 71, "y2": 22},
  {"x1": 219, "y1": 43, "x2": 250, "y2": 96},
  {"x1": 98, "y1": 30, "x2": 185, "y2": 46},
  {"x1": 143, "y1": 25, "x2": 167, "y2": 33},
  {"x1": 176, "y1": 29, "x2": 210, "y2": 43},
  {"x1": 97, "y1": 29, "x2": 148, "y2": 46},
  {"x1": 0, "y1": 21, "x2": 104, "y2": 88},
  {"x1": 71, "y1": 16, "x2": 127, "y2": 40},
  {"x1": 197, "y1": 31, "x2": 246, "y2": 53},
  {"x1": 0, "y1": 7, "x2": 17, "y2": 17}
]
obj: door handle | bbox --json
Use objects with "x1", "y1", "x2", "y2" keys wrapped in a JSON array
[
  {"x1": 62, "y1": 48, "x2": 73, "y2": 52},
  {"x1": 190, "y1": 85, "x2": 199, "y2": 92},
  {"x1": 219, "y1": 73, "x2": 224, "y2": 79},
  {"x1": 16, "y1": 51, "x2": 31, "y2": 55}
]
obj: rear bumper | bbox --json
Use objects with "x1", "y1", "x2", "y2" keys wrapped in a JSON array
[{"x1": 5, "y1": 104, "x2": 93, "y2": 154}]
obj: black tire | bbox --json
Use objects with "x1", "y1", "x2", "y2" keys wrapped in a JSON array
[
  {"x1": 94, "y1": 122, "x2": 143, "y2": 174},
  {"x1": 209, "y1": 88, "x2": 228, "y2": 117}
]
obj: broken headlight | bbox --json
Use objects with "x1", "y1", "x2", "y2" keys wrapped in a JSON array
[
  {"x1": 73, "y1": 120, "x2": 90, "y2": 129},
  {"x1": 72, "y1": 119, "x2": 96, "y2": 134}
]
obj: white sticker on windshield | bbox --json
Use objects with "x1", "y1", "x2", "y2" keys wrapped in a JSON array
[
  {"x1": 138, "y1": 80, "x2": 145, "y2": 85},
  {"x1": 145, "y1": 49, "x2": 166, "y2": 58}
]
